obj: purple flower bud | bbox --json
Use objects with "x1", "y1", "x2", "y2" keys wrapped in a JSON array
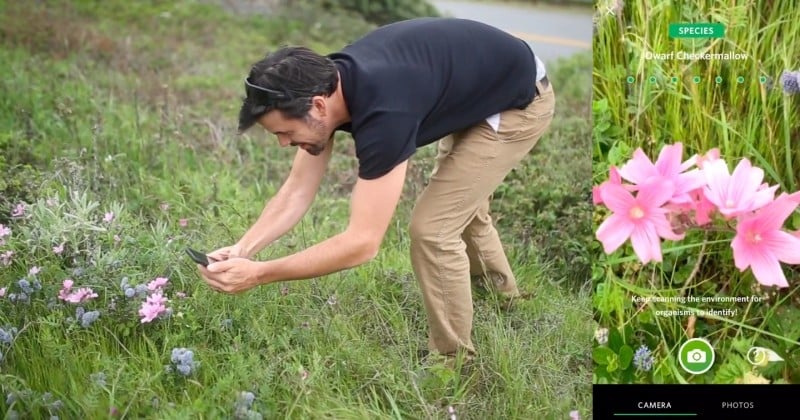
[{"x1": 781, "y1": 70, "x2": 800, "y2": 94}]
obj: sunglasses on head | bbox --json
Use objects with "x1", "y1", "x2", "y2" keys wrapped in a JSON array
[
  {"x1": 244, "y1": 77, "x2": 293, "y2": 108},
  {"x1": 244, "y1": 77, "x2": 330, "y2": 108}
]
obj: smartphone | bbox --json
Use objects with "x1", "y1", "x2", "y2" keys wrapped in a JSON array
[{"x1": 185, "y1": 247, "x2": 213, "y2": 267}]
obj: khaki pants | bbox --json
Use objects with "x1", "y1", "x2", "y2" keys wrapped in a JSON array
[{"x1": 409, "y1": 80, "x2": 555, "y2": 357}]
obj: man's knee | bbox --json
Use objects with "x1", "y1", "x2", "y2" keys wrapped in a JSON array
[{"x1": 408, "y1": 216, "x2": 435, "y2": 245}]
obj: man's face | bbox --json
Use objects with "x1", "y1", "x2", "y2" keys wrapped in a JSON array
[{"x1": 257, "y1": 109, "x2": 331, "y2": 156}]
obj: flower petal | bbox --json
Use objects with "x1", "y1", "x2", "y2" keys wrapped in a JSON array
[
  {"x1": 702, "y1": 159, "x2": 730, "y2": 208},
  {"x1": 674, "y1": 168, "x2": 707, "y2": 196},
  {"x1": 763, "y1": 230, "x2": 800, "y2": 265},
  {"x1": 636, "y1": 178, "x2": 675, "y2": 208},
  {"x1": 600, "y1": 183, "x2": 635, "y2": 214},
  {"x1": 654, "y1": 143, "x2": 683, "y2": 177},
  {"x1": 619, "y1": 148, "x2": 658, "y2": 185},
  {"x1": 749, "y1": 185, "x2": 779, "y2": 213},
  {"x1": 752, "y1": 193, "x2": 799, "y2": 232},
  {"x1": 730, "y1": 234, "x2": 752, "y2": 271},
  {"x1": 748, "y1": 247, "x2": 789, "y2": 288},
  {"x1": 630, "y1": 223, "x2": 662, "y2": 263},
  {"x1": 596, "y1": 214, "x2": 635, "y2": 254},
  {"x1": 650, "y1": 209, "x2": 685, "y2": 241}
]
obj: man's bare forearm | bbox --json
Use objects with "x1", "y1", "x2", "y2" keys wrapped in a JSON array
[
  {"x1": 236, "y1": 189, "x2": 313, "y2": 258},
  {"x1": 256, "y1": 230, "x2": 378, "y2": 283}
]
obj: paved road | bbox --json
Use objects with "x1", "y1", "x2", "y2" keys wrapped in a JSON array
[{"x1": 431, "y1": 0, "x2": 592, "y2": 63}]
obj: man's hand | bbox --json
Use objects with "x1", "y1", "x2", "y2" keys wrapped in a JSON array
[
  {"x1": 207, "y1": 244, "x2": 247, "y2": 261},
  {"x1": 199, "y1": 258, "x2": 265, "y2": 294}
]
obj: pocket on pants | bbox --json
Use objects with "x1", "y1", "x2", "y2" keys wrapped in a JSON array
[{"x1": 496, "y1": 89, "x2": 555, "y2": 143}]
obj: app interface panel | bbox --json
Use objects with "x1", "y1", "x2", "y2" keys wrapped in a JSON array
[{"x1": 592, "y1": 0, "x2": 800, "y2": 395}]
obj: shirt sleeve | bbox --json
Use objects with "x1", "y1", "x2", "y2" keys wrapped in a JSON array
[{"x1": 354, "y1": 111, "x2": 419, "y2": 180}]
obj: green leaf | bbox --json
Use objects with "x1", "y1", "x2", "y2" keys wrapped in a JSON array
[
  {"x1": 730, "y1": 337, "x2": 752, "y2": 355},
  {"x1": 607, "y1": 140, "x2": 632, "y2": 167},
  {"x1": 619, "y1": 345, "x2": 634, "y2": 370},
  {"x1": 607, "y1": 354, "x2": 620, "y2": 373},
  {"x1": 608, "y1": 327, "x2": 624, "y2": 352},
  {"x1": 593, "y1": 347, "x2": 615, "y2": 365},
  {"x1": 712, "y1": 355, "x2": 748, "y2": 384}
]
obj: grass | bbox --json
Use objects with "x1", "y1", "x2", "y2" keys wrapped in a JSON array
[
  {"x1": 0, "y1": 0, "x2": 592, "y2": 418},
  {"x1": 592, "y1": 0, "x2": 800, "y2": 385}
]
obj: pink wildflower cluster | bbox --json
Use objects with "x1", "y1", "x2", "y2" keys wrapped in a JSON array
[
  {"x1": 138, "y1": 277, "x2": 170, "y2": 323},
  {"x1": 594, "y1": 142, "x2": 800, "y2": 288},
  {"x1": 0, "y1": 224, "x2": 10, "y2": 247},
  {"x1": 58, "y1": 279, "x2": 99, "y2": 303}
]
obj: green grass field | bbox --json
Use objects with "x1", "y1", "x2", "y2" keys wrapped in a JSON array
[
  {"x1": 593, "y1": 0, "x2": 800, "y2": 385},
  {"x1": 0, "y1": 0, "x2": 592, "y2": 418}
]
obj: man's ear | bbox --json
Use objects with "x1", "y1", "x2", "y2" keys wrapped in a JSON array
[{"x1": 311, "y1": 96, "x2": 327, "y2": 117}]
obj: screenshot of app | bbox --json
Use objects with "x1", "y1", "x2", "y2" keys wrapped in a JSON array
[{"x1": 592, "y1": 0, "x2": 800, "y2": 416}]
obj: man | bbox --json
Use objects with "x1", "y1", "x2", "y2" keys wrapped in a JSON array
[{"x1": 199, "y1": 17, "x2": 555, "y2": 362}]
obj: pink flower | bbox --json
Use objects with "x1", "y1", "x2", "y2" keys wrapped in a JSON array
[
  {"x1": 139, "y1": 292, "x2": 168, "y2": 323},
  {"x1": 160, "y1": 202, "x2": 170, "y2": 211},
  {"x1": 114, "y1": 235, "x2": 121, "y2": 243},
  {"x1": 179, "y1": 218, "x2": 188, "y2": 228},
  {"x1": 593, "y1": 166, "x2": 622, "y2": 205},
  {"x1": 596, "y1": 179, "x2": 683, "y2": 263},
  {"x1": 64, "y1": 288, "x2": 98, "y2": 304},
  {"x1": 103, "y1": 212, "x2": 115, "y2": 223},
  {"x1": 53, "y1": 243, "x2": 65, "y2": 255},
  {"x1": 0, "y1": 224, "x2": 10, "y2": 237},
  {"x1": 570, "y1": 410, "x2": 581, "y2": 420},
  {"x1": 0, "y1": 287, "x2": 6, "y2": 298},
  {"x1": 148, "y1": 277, "x2": 169, "y2": 291},
  {"x1": 58, "y1": 279, "x2": 99, "y2": 303},
  {"x1": 29, "y1": 266, "x2": 41, "y2": 276},
  {"x1": 696, "y1": 148, "x2": 720, "y2": 169},
  {"x1": 731, "y1": 193, "x2": 800, "y2": 288},
  {"x1": 703, "y1": 158, "x2": 777, "y2": 218},
  {"x1": 11, "y1": 203, "x2": 26, "y2": 217},
  {"x1": 689, "y1": 188, "x2": 716, "y2": 226},
  {"x1": 176, "y1": 292, "x2": 187, "y2": 299},
  {"x1": 618, "y1": 143, "x2": 705, "y2": 205},
  {"x1": 0, "y1": 250, "x2": 13, "y2": 266}
]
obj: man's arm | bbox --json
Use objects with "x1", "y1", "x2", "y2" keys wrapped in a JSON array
[
  {"x1": 235, "y1": 138, "x2": 334, "y2": 258},
  {"x1": 256, "y1": 159, "x2": 408, "y2": 283}
]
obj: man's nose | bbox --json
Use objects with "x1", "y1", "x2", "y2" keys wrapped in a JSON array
[{"x1": 277, "y1": 135, "x2": 291, "y2": 147}]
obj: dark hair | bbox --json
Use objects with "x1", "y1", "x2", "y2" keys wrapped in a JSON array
[{"x1": 238, "y1": 46, "x2": 338, "y2": 132}]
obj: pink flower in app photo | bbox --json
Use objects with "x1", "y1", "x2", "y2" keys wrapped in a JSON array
[
  {"x1": 103, "y1": 212, "x2": 115, "y2": 223},
  {"x1": 53, "y1": 243, "x2": 65, "y2": 255},
  {"x1": 695, "y1": 147, "x2": 720, "y2": 169},
  {"x1": 179, "y1": 218, "x2": 188, "y2": 228},
  {"x1": 617, "y1": 142, "x2": 705, "y2": 205},
  {"x1": 595, "y1": 178, "x2": 683, "y2": 263},
  {"x1": 702, "y1": 158, "x2": 777, "y2": 218},
  {"x1": 731, "y1": 192, "x2": 800, "y2": 288},
  {"x1": 592, "y1": 165, "x2": 622, "y2": 205}
]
